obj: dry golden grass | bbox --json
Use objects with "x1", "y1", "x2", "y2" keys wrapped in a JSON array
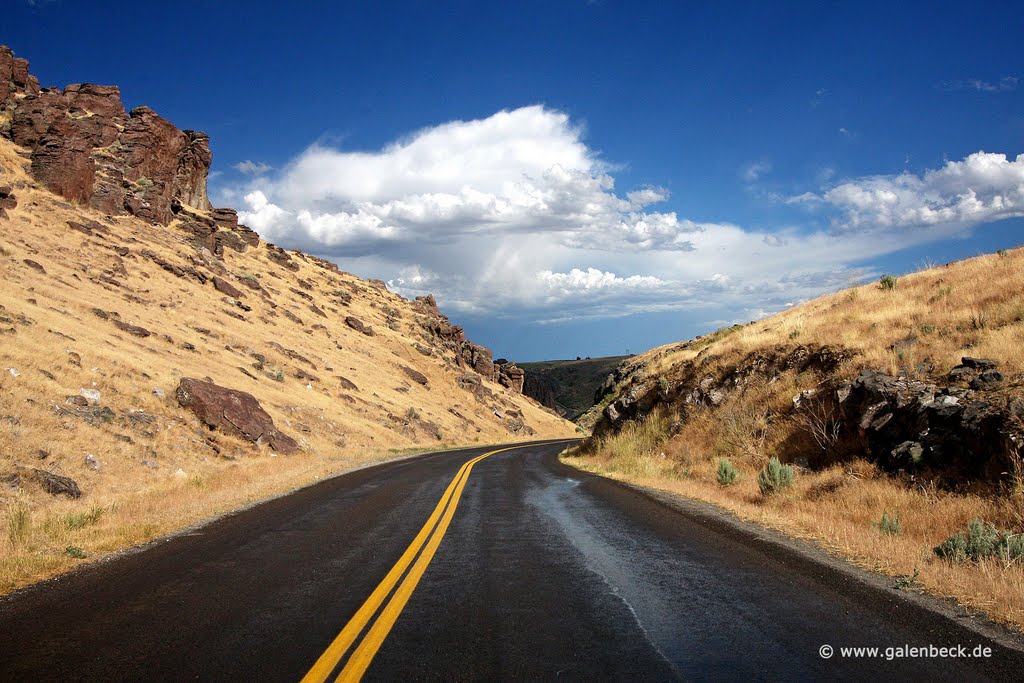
[
  {"x1": 569, "y1": 244, "x2": 1024, "y2": 631},
  {"x1": 632, "y1": 245, "x2": 1024, "y2": 385},
  {"x1": 0, "y1": 137, "x2": 574, "y2": 593}
]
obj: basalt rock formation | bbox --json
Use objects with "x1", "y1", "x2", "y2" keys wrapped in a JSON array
[
  {"x1": 413, "y1": 294, "x2": 526, "y2": 392},
  {"x1": 1, "y1": 46, "x2": 217, "y2": 227}
]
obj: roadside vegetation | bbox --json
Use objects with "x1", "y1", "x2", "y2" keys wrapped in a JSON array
[{"x1": 565, "y1": 245, "x2": 1024, "y2": 630}]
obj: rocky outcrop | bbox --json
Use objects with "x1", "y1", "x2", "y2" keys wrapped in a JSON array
[
  {"x1": 1, "y1": 46, "x2": 212, "y2": 225},
  {"x1": 175, "y1": 378, "x2": 298, "y2": 454},
  {"x1": 589, "y1": 340, "x2": 1022, "y2": 487},
  {"x1": 414, "y1": 294, "x2": 526, "y2": 393},
  {"x1": 495, "y1": 361, "x2": 525, "y2": 393},
  {"x1": 795, "y1": 362, "x2": 1021, "y2": 484}
]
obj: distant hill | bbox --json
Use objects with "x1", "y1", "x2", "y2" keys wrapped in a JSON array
[{"x1": 519, "y1": 356, "x2": 628, "y2": 420}]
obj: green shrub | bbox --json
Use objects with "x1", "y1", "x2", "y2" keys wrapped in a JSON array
[
  {"x1": 65, "y1": 546, "x2": 86, "y2": 559},
  {"x1": 997, "y1": 249, "x2": 1008, "y2": 257},
  {"x1": 935, "y1": 518, "x2": 1024, "y2": 562},
  {"x1": 757, "y1": 457, "x2": 794, "y2": 496},
  {"x1": 717, "y1": 458, "x2": 738, "y2": 486},
  {"x1": 879, "y1": 274, "x2": 898, "y2": 291},
  {"x1": 65, "y1": 506, "x2": 104, "y2": 530},
  {"x1": 934, "y1": 531, "x2": 968, "y2": 561},
  {"x1": 965, "y1": 518, "x2": 1000, "y2": 559},
  {"x1": 878, "y1": 512, "x2": 902, "y2": 536}
]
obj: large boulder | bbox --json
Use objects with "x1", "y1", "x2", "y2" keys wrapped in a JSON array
[{"x1": 175, "y1": 378, "x2": 298, "y2": 453}]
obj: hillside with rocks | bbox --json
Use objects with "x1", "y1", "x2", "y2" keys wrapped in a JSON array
[
  {"x1": 569, "y1": 247, "x2": 1024, "y2": 630},
  {"x1": 0, "y1": 46, "x2": 573, "y2": 592}
]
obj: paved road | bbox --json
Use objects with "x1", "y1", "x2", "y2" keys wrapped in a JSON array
[{"x1": 2, "y1": 439, "x2": 1023, "y2": 681}]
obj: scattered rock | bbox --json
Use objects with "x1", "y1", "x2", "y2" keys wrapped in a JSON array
[
  {"x1": 152, "y1": 387, "x2": 166, "y2": 399},
  {"x1": 30, "y1": 469, "x2": 81, "y2": 498},
  {"x1": 141, "y1": 458, "x2": 159, "y2": 469},
  {"x1": 79, "y1": 388, "x2": 101, "y2": 404},
  {"x1": 175, "y1": 377, "x2": 298, "y2": 453},
  {"x1": 961, "y1": 357, "x2": 998, "y2": 370},
  {"x1": 65, "y1": 395, "x2": 89, "y2": 407},
  {"x1": 84, "y1": 454, "x2": 101, "y2": 471},
  {"x1": 212, "y1": 276, "x2": 243, "y2": 299},
  {"x1": 400, "y1": 366, "x2": 429, "y2": 386},
  {"x1": 23, "y1": 259, "x2": 46, "y2": 274},
  {"x1": 6, "y1": 367, "x2": 19, "y2": 377},
  {"x1": 112, "y1": 319, "x2": 152, "y2": 337}
]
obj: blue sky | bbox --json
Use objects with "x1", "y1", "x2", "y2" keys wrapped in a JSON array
[{"x1": 7, "y1": 1, "x2": 1023, "y2": 361}]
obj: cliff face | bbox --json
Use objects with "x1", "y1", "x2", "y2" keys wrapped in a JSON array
[
  {"x1": 412, "y1": 294, "x2": 526, "y2": 393},
  {"x1": 1, "y1": 46, "x2": 211, "y2": 225}
]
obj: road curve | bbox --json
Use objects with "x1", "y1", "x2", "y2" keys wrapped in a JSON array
[{"x1": 1, "y1": 439, "x2": 1023, "y2": 681}]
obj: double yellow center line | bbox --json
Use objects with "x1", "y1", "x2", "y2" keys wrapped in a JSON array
[{"x1": 301, "y1": 443, "x2": 549, "y2": 682}]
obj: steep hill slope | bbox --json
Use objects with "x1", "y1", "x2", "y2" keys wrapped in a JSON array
[
  {"x1": 520, "y1": 356, "x2": 627, "y2": 419},
  {"x1": 0, "y1": 46, "x2": 573, "y2": 592},
  {"x1": 570, "y1": 246, "x2": 1024, "y2": 629}
]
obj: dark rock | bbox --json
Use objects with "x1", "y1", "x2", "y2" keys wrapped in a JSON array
[
  {"x1": 961, "y1": 357, "x2": 998, "y2": 370},
  {"x1": 113, "y1": 319, "x2": 151, "y2": 337},
  {"x1": 401, "y1": 366, "x2": 429, "y2": 386},
  {"x1": 175, "y1": 377, "x2": 298, "y2": 453},
  {"x1": 345, "y1": 316, "x2": 372, "y2": 335},
  {"x1": 30, "y1": 469, "x2": 81, "y2": 498},
  {"x1": 266, "y1": 245, "x2": 299, "y2": 271},
  {"x1": 22, "y1": 259, "x2": 46, "y2": 274},
  {"x1": 970, "y1": 369, "x2": 1004, "y2": 391},
  {"x1": 212, "y1": 276, "x2": 243, "y2": 299},
  {"x1": 0, "y1": 185, "x2": 16, "y2": 211},
  {"x1": 337, "y1": 376, "x2": 358, "y2": 391}
]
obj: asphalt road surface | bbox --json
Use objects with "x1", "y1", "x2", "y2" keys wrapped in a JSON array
[{"x1": 2, "y1": 439, "x2": 1023, "y2": 681}]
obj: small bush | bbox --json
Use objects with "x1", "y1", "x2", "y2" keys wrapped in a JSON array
[
  {"x1": 879, "y1": 274, "x2": 897, "y2": 291},
  {"x1": 935, "y1": 531, "x2": 968, "y2": 562},
  {"x1": 65, "y1": 506, "x2": 104, "y2": 530},
  {"x1": 997, "y1": 249, "x2": 1008, "y2": 257},
  {"x1": 757, "y1": 457, "x2": 794, "y2": 496},
  {"x1": 934, "y1": 518, "x2": 1024, "y2": 562},
  {"x1": 878, "y1": 512, "x2": 902, "y2": 535},
  {"x1": 965, "y1": 518, "x2": 1000, "y2": 559},
  {"x1": 65, "y1": 546, "x2": 86, "y2": 559},
  {"x1": 405, "y1": 407, "x2": 421, "y2": 421},
  {"x1": 717, "y1": 458, "x2": 738, "y2": 486}
]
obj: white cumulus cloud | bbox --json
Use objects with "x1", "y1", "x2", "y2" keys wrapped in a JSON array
[
  {"x1": 817, "y1": 152, "x2": 1024, "y2": 232},
  {"x1": 221, "y1": 107, "x2": 1021, "y2": 333}
]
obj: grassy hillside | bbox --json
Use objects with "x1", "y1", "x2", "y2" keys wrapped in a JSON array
[
  {"x1": 0, "y1": 136, "x2": 574, "y2": 593},
  {"x1": 519, "y1": 356, "x2": 627, "y2": 420},
  {"x1": 568, "y1": 247, "x2": 1024, "y2": 630}
]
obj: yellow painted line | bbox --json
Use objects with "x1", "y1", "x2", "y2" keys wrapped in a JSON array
[
  {"x1": 336, "y1": 448, "x2": 497, "y2": 681},
  {"x1": 300, "y1": 443, "x2": 539, "y2": 683}
]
